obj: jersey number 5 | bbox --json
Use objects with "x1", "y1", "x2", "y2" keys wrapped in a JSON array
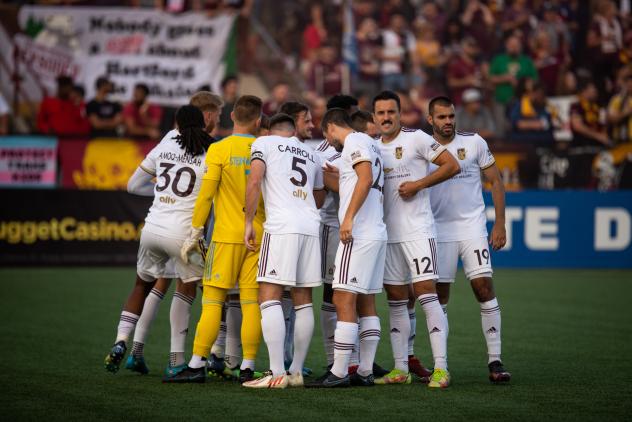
[
  {"x1": 290, "y1": 157, "x2": 307, "y2": 187},
  {"x1": 156, "y1": 163, "x2": 196, "y2": 197}
]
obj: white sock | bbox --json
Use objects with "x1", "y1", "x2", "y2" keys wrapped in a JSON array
[
  {"x1": 349, "y1": 338, "x2": 360, "y2": 366},
  {"x1": 408, "y1": 307, "x2": 416, "y2": 357},
  {"x1": 131, "y1": 288, "x2": 164, "y2": 355},
  {"x1": 331, "y1": 321, "x2": 358, "y2": 378},
  {"x1": 169, "y1": 292, "x2": 193, "y2": 367},
  {"x1": 320, "y1": 302, "x2": 337, "y2": 366},
  {"x1": 210, "y1": 321, "x2": 227, "y2": 358},
  {"x1": 115, "y1": 311, "x2": 139, "y2": 344},
  {"x1": 289, "y1": 304, "x2": 314, "y2": 375},
  {"x1": 240, "y1": 359, "x2": 255, "y2": 371},
  {"x1": 480, "y1": 298, "x2": 502, "y2": 364},
  {"x1": 282, "y1": 292, "x2": 295, "y2": 364},
  {"x1": 388, "y1": 300, "x2": 410, "y2": 372},
  {"x1": 358, "y1": 316, "x2": 381, "y2": 377},
  {"x1": 225, "y1": 300, "x2": 242, "y2": 368},
  {"x1": 188, "y1": 354, "x2": 206, "y2": 369},
  {"x1": 260, "y1": 300, "x2": 286, "y2": 376},
  {"x1": 441, "y1": 304, "x2": 449, "y2": 336},
  {"x1": 418, "y1": 294, "x2": 448, "y2": 370}
]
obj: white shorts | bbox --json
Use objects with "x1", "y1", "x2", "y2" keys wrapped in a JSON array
[
  {"x1": 161, "y1": 259, "x2": 177, "y2": 279},
  {"x1": 332, "y1": 239, "x2": 386, "y2": 295},
  {"x1": 257, "y1": 232, "x2": 322, "y2": 288},
  {"x1": 384, "y1": 238, "x2": 439, "y2": 285},
  {"x1": 437, "y1": 237, "x2": 493, "y2": 283},
  {"x1": 137, "y1": 230, "x2": 203, "y2": 283},
  {"x1": 320, "y1": 224, "x2": 340, "y2": 284}
]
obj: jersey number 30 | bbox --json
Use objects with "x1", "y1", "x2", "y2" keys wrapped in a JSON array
[{"x1": 156, "y1": 163, "x2": 196, "y2": 197}]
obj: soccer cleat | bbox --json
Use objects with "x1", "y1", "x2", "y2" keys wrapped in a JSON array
[
  {"x1": 372, "y1": 362, "x2": 389, "y2": 378},
  {"x1": 408, "y1": 356, "x2": 432, "y2": 383},
  {"x1": 287, "y1": 372, "x2": 304, "y2": 387},
  {"x1": 238, "y1": 368, "x2": 258, "y2": 384},
  {"x1": 302, "y1": 366, "x2": 313, "y2": 377},
  {"x1": 348, "y1": 364, "x2": 359, "y2": 375},
  {"x1": 242, "y1": 372, "x2": 288, "y2": 389},
  {"x1": 164, "y1": 363, "x2": 187, "y2": 378},
  {"x1": 374, "y1": 369, "x2": 412, "y2": 385},
  {"x1": 350, "y1": 372, "x2": 375, "y2": 387},
  {"x1": 313, "y1": 364, "x2": 334, "y2": 383},
  {"x1": 125, "y1": 355, "x2": 149, "y2": 375},
  {"x1": 428, "y1": 368, "x2": 451, "y2": 388},
  {"x1": 104, "y1": 341, "x2": 127, "y2": 373},
  {"x1": 206, "y1": 354, "x2": 226, "y2": 378},
  {"x1": 162, "y1": 366, "x2": 206, "y2": 383},
  {"x1": 488, "y1": 361, "x2": 511, "y2": 384},
  {"x1": 305, "y1": 371, "x2": 350, "y2": 388}
]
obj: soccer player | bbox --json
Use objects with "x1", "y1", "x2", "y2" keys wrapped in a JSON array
[
  {"x1": 372, "y1": 91, "x2": 460, "y2": 388},
  {"x1": 350, "y1": 110, "x2": 379, "y2": 137},
  {"x1": 276, "y1": 101, "x2": 316, "y2": 371},
  {"x1": 427, "y1": 96, "x2": 511, "y2": 383},
  {"x1": 307, "y1": 108, "x2": 387, "y2": 388},
  {"x1": 166, "y1": 95, "x2": 265, "y2": 383},
  {"x1": 124, "y1": 92, "x2": 224, "y2": 376},
  {"x1": 104, "y1": 105, "x2": 215, "y2": 374},
  {"x1": 241, "y1": 113, "x2": 326, "y2": 389}
]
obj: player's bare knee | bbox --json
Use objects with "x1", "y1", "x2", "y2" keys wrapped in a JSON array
[
  {"x1": 412, "y1": 279, "x2": 436, "y2": 297},
  {"x1": 357, "y1": 294, "x2": 377, "y2": 317},
  {"x1": 291, "y1": 287, "x2": 312, "y2": 307},
  {"x1": 257, "y1": 282, "x2": 284, "y2": 304},
  {"x1": 470, "y1": 277, "x2": 495, "y2": 302},
  {"x1": 385, "y1": 284, "x2": 408, "y2": 301},
  {"x1": 435, "y1": 282, "x2": 450, "y2": 304}
]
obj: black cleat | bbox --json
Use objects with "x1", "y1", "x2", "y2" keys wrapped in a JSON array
[
  {"x1": 162, "y1": 366, "x2": 206, "y2": 383},
  {"x1": 372, "y1": 362, "x2": 389, "y2": 378},
  {"x1": 239, "y1": 368, "x2": 256, "y2": 384},
  {"x1": 312, "y1": 364, "x2": 334, "y2": 383},
  {"x1": 488, "y1": 361, "x2": 511, "y2": 384},
  {"x1": 305, "y1": 371, "x2": 350, "y2": 388},
  {"x1": 104, "y1": 341, "x2": 127, "y2": 373},
  {"x1": 350, "y1": 371, "x2": 375, "y2": 387}
]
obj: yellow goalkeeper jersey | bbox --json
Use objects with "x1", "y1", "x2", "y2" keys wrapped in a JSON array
[{"x1": 203, "y1": 133, "x2": 265, "y2": 244}]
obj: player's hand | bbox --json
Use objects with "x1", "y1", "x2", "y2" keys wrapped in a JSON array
[
  {"x1": 181, "y1": 226, "x2": 205, "y2": 263},
  {"x1": 244, "y1": 222, "x2": 257, "y2": 251},
  {"x1": 339, "y1": 218, "x2": 353, "y2": 244},
  {"x1": 489, "y1": 222, "x2": 506, "y2": 250},
  {"x1": 398, "y1": 181, "x2": 419, "y2": 199},
  {"x1": 323, "y1": 162, "x2": 339, "y2": 175}
]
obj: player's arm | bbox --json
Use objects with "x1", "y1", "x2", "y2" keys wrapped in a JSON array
[
  {"x1": 244, "y1": 158, "x2": 266, "y2": 251},
  {"x1": 399, "y1": 150, "x2": 460, "y2": 199},
  {"x1": 312, "y1": 159, "x2": 326, "y2": 209},
  {"x1": 482, "y1": 163, "x2": 506, "y2": 250},
  {"x1": 313, "y1": 189, "x2": 326, "y2": 209},
  {"x1": 323, "y1": 162, "x2": 339, "y2": 192},
  {"x1": 127, "y1": 166, "x2": 155, "y2": 196},
  {"x1": 340, "y1": 161, "x2": 372, "y2": 243}
]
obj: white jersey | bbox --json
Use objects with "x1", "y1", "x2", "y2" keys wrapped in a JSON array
[
  {"x1": 338, "y1": 132, "x2": 387, "y2": 241},
  {"x1": 314, "y1": 140, "x2": 341, "y2": 228},
  {"x1": 429, "y1": 131, "x2": 496, "y2": 242},
  {"x1": 140, "y1": 130, "x2": 207, "y2": 240},
  {"x1": 251, "y1": 135, "x2": 323, "y2": 236},
  {"x1": 379, "y1": 128, "x2": 446, "y2": 242}
]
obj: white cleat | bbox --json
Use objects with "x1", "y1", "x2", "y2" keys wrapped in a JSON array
[
  {"x1": 287, "y1": 372, "x2": 304, "y2": 387},
  {"x1": 242, "y1": 372, "x2": 288, "y2": 389}
]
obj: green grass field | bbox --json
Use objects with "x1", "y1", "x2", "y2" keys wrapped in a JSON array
[{"x1": 1, "y1": 268, "x2": 631, "y2": 421}]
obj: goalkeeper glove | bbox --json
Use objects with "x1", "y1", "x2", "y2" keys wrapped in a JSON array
[{"x1": 181, "y1": 226, "x2": 205, "y2": 263}]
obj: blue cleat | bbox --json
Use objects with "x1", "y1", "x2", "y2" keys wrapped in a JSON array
[
  {"x1": 104, "y1": 341, "x2": 127, "y2": 373},
  {"x1": 125, "y1": 355, "x2": 149, "y2": 375},
  {"x1": 164, "y1": 363, "x2": 187, "y2": 378}
]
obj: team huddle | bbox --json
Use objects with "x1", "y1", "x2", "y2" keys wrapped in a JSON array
[{"x1": 104, "y1": 89, "x2": 511, "y2": 389}]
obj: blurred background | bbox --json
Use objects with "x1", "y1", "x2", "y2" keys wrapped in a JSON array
[{"x1": 0, "y1": 0, "x2": 630, "y2": 268}]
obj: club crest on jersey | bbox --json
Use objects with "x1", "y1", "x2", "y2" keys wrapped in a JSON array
[
  {"x1": 457, "y1": 148, "x2": 466, "y2": 160},
  {"x1": 395, "y1": 146, "x2": 403, "y2": 159}
]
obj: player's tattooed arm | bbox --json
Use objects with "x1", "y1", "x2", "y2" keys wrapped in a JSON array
[
  {"x1": 244, "y1": 159, "x2": 266, "y2": 251},
  {"x1": 399, "y1": 150, "x2": 460, "y2": 199},
  {"x1": 483, "y1": 163, "x2": 506, "y2": 250}
]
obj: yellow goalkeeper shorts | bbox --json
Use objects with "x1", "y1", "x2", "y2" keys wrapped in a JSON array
[{"x1": 202, "y1": 241, "x2": 260, "y2": 290}]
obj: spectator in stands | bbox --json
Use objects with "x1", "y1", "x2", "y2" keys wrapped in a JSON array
[
  {"x1": 535, "y1": 2, "x2": 571, "y2": 56},
  {"x1": 509, "y1": 81, "x2": 554, "y2": 145},
  {"x1": 262, "y1": 82, "x2": 289, "y2": 116},
  {"x1": 460, "y1": 0, "x2": 496, "y2": 59},
  {"x1": 446, "y1": 36, "x2": 484, "y2": 106},
  {"x1": 71, "y1": 85, "x2": 86, "y2": 107},
  {"x1": 530, "y1": 29, "x2": 565, "y2": 96},
  {"x1": 588, "y1": 0, "x2": 623, "y2": 99},
  {"x1": 218, "y1": 75, "x2": 238, "y2": 138},
  {"x1": 416, "y1": 1, "x2": 447, "y2": 39},
  {"x1": 456, "y1": 88, "x2": 497, "y2": 141},
  {"x1": 37, "y1": 76, "x2": 90, "y2": 137},
  {"x1": 607, "y1": 71, "x2": 632, "y2": 145},
  {"x1": 414, "y1": 21, "x2": 447, "y2": 83},
  {"x1": 355, "y1": 17, "x2": 382, "y2": 98},
  {"x1": 490, "y1": 34, "x2": 539, "y2": 107},
  {"x1": 0, "y1": 93, "x2": 10, "y2": 135},
  {"x1": 308, "y1": 43, "x2": 344, "y2": 97},
  {"x1": 380, "y1": 13, "x2": 416, "y2": 92},
  {"x1": 443, "y1": 17, "x2": 464, "y2": 58},
  {"x1": 302, "y1": 4, "x2": 328, "y2": 71},
  {"x1": 570, "y1": 80, "x2": 610, "y2": 148},
  {"x1": 501, "y1": 0, "x2": 534, "y2": 40},
  {"x1": 86, "y1": 76, "x2": 122, "y2": 138},
  {"x1": 122, "y1": 83, "x2": 162, "y2": 140},
  {"x1": 398, "y1": 91, "x2": 423, "y2": 129},
  {"x1": 309, "y1": 95, "x2": 327, "y2": 139}
]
